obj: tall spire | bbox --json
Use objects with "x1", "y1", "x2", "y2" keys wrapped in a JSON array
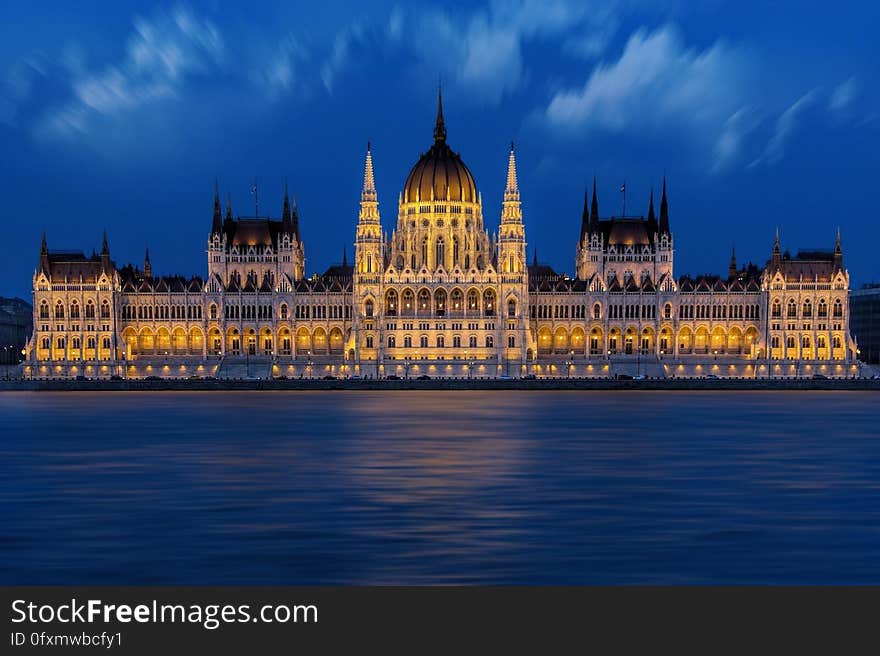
[
  {"x1": 212, "y1": 179, "x2": 222, "y2": 234},
  {"x1": 647, "y1": 188, "x2": 655, "y2": 221},
  {"x1": 728, "y1": 246, "x2": 737, "y2": 280},
  {"x1": 532, "y1": 247, "x2": 538, "y2": 268},
  {"x1": 659, "y1": 177, "x2": 669, "y2": 234},
  {"x1": 433, "y1": 83, "x2": 446, "y2": 143},
  {"x1": 362, "y1": 141, "x2": 377, "y2": 202},
  {"x1": 290, "y1": 194, "x2": 300, "y2": 238},
  {"x1": 40, "y1": 232, "x2": 48, "y2": 255},
  {"x1": 505, "y1": 141, "x2": 519, "y2": 199},
  {"x1": 282, "y1": 179, "x2": 293, "y2": 234},
  {"x1": 833, "y1": 227, "x2": 843, "y2": 271},
  {"x1": 144, "y1": 247, "x2": 152, "y2": 278},
  {"x1": 342, "y1": 245, "x2": 348, "y2": 267},
  {"x1": 101, "y1": 229, "x2": 109, "y2": 256}
]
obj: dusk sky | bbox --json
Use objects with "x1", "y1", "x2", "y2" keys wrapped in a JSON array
[{"x1": 1, "y1": 0, "x2": 878, "y2": 299}]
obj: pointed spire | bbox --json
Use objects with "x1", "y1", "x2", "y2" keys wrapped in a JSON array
[
  {"x1": 362, "y1": 141, "x2": 377, "y2": 201},
  {"x1": 728, "y1": 246, "x2": 737, "y2": 280},
  {"x1": 433, "y1": 83, "x2": 446, "y2": 144},
  {"x1": 144, "y1": 247, "x2": 152, "y2": 279},
  {"x1": 658, "y1": 176, "x2": 669, "y2": 234},
  {"x1": 101, "y1": 229, "x2": 109, "y2": 256},
  {"x1": 773, "y1": 227, "x2": 780, "y2": 254},
  {"x1": 40, "y1": 232, "x2": 48, "y2": 255},
  {"x1": 342, "y1": 244, "x2": 348, "y2": 267},
  {"x1": 647, "y1": 188, "x2": 655, "y2": 222},
  {"x1": 291, "y1": 194, "x2": 300, "y2": 238},
  {"x1": 833, "y1": 227, "x2": 843, "y2": 271},
  {"x1": 281, "y1": 179, "x2": 293, "y2": 234},
  {"x1": 505, "y1": 141, "x2": 519, "y2": 197},
  {"x1": 580, "y1": 187, "x2": 590, "y2": 242},
  {"x1": 532, "y1": 247, "x2": 538, "y2": 268},
  {"x1": 212, "y1": 179, "x2": 223, "y2": 234}
]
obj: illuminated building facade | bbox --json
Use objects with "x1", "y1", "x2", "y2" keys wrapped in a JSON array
[{"x1": 25, "y1": 93, "x2": 860, "y2": 379}]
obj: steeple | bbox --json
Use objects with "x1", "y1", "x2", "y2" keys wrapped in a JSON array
[
  {"x1": 362, "y1": 142, "x2": 377, "y2": 203},
  {"x1": 501, "y1": 141, "x2": 523, "y2": 227},
  {"x1": 144, "y1": 247, "x2": 152, "y2": 278},
  {"x1": 39, "y1": 232, "x2": 49, "y2": 273},
  {"x1": 533, "y1": 247, "x2": 538, "y2": 268},
  {"x1": 100, "y1": 229, "x2": 111, "y2": 273},
  {"x1": 647, "y1": 188, "x2": 655, "y2": 222},
  {"x1": 433, "y1": 84, "x2": 446, "y2": 144},
  {"x1": 771, "y1": 228, "x2": 782, "y2": 270},
  {"x1": 281, "y1": 179, "x2": 293, "y2": 235},
  {"x1": 40, "y1": 232, "x2": 48, "y2": 256},
  {"x1": 589, "y1": 177, "x2": 599, "y2": 229},
  {"x1": 659, "y1": 177, "x2": 669, "y2": 234},
  {"x1": 212, "y1": 179, "x2": 222, "y2": 234},
  {"x1": 342, "y1": 245, "x2": 348, "y2": 267},
  {"x1": 728, "y1": 246, "x2": 737, "y2": 280},
  {"x1": 504, "y1": 141, "x2": 519, "y2": 200},
  {"x1": 290, "y1": 195, "x2": 300, "y2": 238},
  {"x1": 833, "y1": 227, "x2": 843, "y2": 271}
]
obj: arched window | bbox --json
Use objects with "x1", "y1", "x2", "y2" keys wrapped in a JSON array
[
  {"x1": 210, "y1": 304, "x2": 218, "y2": 320},
  {"x1": 280, "y1": 304, "x2": 288, "y2": 320},
  {"x1": 663, "y1": 303, "x2": 672, "y2": 319},
  {"x1": 387, "y1": 335, "x2": 396, "y2": 348},
  {"x1": 54, "y1": 302, "x2": 64, "y2": 319},
  {"x1": 483, "y1": 290, "x2": 496, "y2": 316},
  {"x1": 772, "y1": 299, "x2": 782, "y2": 318},
  {"x1": 508, "y1": 298, "x2": 516, "y2": 317},
  {"x1": 452, "y1": 237, "x2": 459, "y2": 265},
  {"x1": 404, "y1": 335, "x2": 412, "y2": 348},
  {"x1": 435, "y1": 238, "x2": 445, "y2": 268},
  {"x1": 833, "y1": 299, "x2": 843, "y2": 318},
  {"x1": 385, "y1": 290, "x2": 398, "y2": 315},
  {"x1": 420, "y1": 335, "x2": 428, "y2": 348},
  {"x1": 39, "y1": 302, "x2": 49, "y2": 320},
  {"x1": 420, "y1": 237, "x2": 428, "y2": 266},
  {"x1": 365, "y1": 299, "x2": 374, "y2": 318},
  {"x1": 467, "y1": 289, "x2": 479, "y2": 312},
  {"x1": 100, "y1": 301, "x2": 110, "y2": 319},
  {"x1": 485, "y1": 335, "x2": 495, "y2": 348},
  {"x1": 802, "y1": 300, "x2": 812, "y2": 318},
  {"x1": 787, "y1": 300, "x2": 797, "y2": 318},
  {"x1": 417, "y1": 289, "x2": 430, "y2": 312},
  {"x1": 818, "y1": 299, "x2": 828, "y2": 318},
  {"x1": 85, "y1": 301, "x2": 95, "y2": 319},
  {"x1": 450, "y1": 288, "x2": 463, "y2": 311},
  {"x1": 366, "y1": 253, "x2": 373, "y2": 273},
  {"x1": 402, "y1": 289, "x2": 414, "y2": 313},
  {"x1": 70, "y1": 301, "x2": 80, "y2": 319},
  {"x1": 593, "y1": 303, "x2": 601, "y2": 320},
  {"x1": 436, "y1": 335, "x2": 445, "y2": 348}
]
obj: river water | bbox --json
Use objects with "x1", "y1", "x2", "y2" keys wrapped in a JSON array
[{"x1": 1, "y1": 391, "x2": 878, "y2": 584}]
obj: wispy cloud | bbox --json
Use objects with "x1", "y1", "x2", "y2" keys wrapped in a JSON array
[
  {"x1": 829, "y1": 76, "x2": 858, "y2": 114},
  {"x1": 390, "y1": 0, "x2": 615, "y2": 105},
  {"x1": 34, "y1": 5, "x2": 223, "y2": 138},
  {"x1": 749, "y1": 90, "x2": 818, "y2": 168}
]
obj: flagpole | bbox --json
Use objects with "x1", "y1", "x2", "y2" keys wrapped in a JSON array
[{"x1": 621, "y1": 179, "x2": 626, "y2": 218}]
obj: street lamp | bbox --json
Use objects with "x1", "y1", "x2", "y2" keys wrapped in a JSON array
[
  {"x1": 307, "y1": 350, "x2": 313, "y2": 380},
  {"x1": 404, "y1": 357, "x2": 410, "y2": 380}
]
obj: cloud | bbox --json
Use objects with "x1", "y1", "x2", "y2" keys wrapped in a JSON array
[
  {"x1": 712, "y1": 106, "x2": 762, "y2": 172},
  {"x1": 34, "y1": 5, "x2": 223, "y2": 138},
  {"x1": 321, "y1": 23, "x2": 367, "y2": 94},
  {"x1": 749, "y1": 90, "x2": 818, "y2": 168},
  {"x1": 390, "y1": 0, "x2": 615, "y2": 105},
  {"x1": 545, "y1": 25, "x2": 748, "y2": 131},
  {"x1": 829, "y1": 76, "x2": 858, "y2": 114}
]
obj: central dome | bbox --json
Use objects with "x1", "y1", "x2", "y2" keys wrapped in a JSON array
[{"x1": 402, "y1": 92, "x2": 477, "y2": 204}]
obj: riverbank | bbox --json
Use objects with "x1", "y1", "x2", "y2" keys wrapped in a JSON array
[{"x1": 2, "y1": 377, "x2": 880, "y2": 391}]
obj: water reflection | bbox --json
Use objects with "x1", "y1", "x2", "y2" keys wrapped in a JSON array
[{"x1": 0, "y1": 391, "x2": 879, "y2": 584}]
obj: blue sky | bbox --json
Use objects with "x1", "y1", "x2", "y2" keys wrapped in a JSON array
[{"x1": 1, "y1": 0, "x2": 878, "y2": 298}]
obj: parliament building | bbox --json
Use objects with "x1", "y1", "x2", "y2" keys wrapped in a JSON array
[{"x1": 25, "y1": 94, "x2": 860, "y2": 379}]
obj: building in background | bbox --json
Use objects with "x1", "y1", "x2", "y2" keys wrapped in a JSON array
[
  {"x1": 850, "y1": 284, "x2": 880, "y2": 365},
  {"x1": 0, "y1": 297, "x2": 31, "y2": 370},
  {"x1": 23, "y1": 94, "x2": 861, "y2": 379}
]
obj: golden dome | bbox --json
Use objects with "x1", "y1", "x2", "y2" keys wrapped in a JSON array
[{"x1": 402, "y1": 91, "x2": 477, "y2": 204}]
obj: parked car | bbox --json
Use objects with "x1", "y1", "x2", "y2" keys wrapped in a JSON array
[
  {"x1": 523, "y1": 374, "x2": 537, "y2": 380},
  {"x1": 633, "y1": 374, "x2": 647, "y2": 381},
  {"x1": 109, "y1": 375, "x2": 122, "y2": 380},
  {"x1": 322, "y1": 375, "x2": 337, "y2": 380},
  {"x1": 812, "y1": 373, "x2": 829, "y2": 380},
  {"x1": 385, "y1": 375, "x2": 400, "y2": 380},
  {"x1": 417, "y1": 374, "x2": 431, "y2": 380},
  {"x1": 615, "y1": 373, "x2": 633, "y2": 380},
  {"x1": 705, "y1": 374, "x2": 720, "y2": 380}
]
